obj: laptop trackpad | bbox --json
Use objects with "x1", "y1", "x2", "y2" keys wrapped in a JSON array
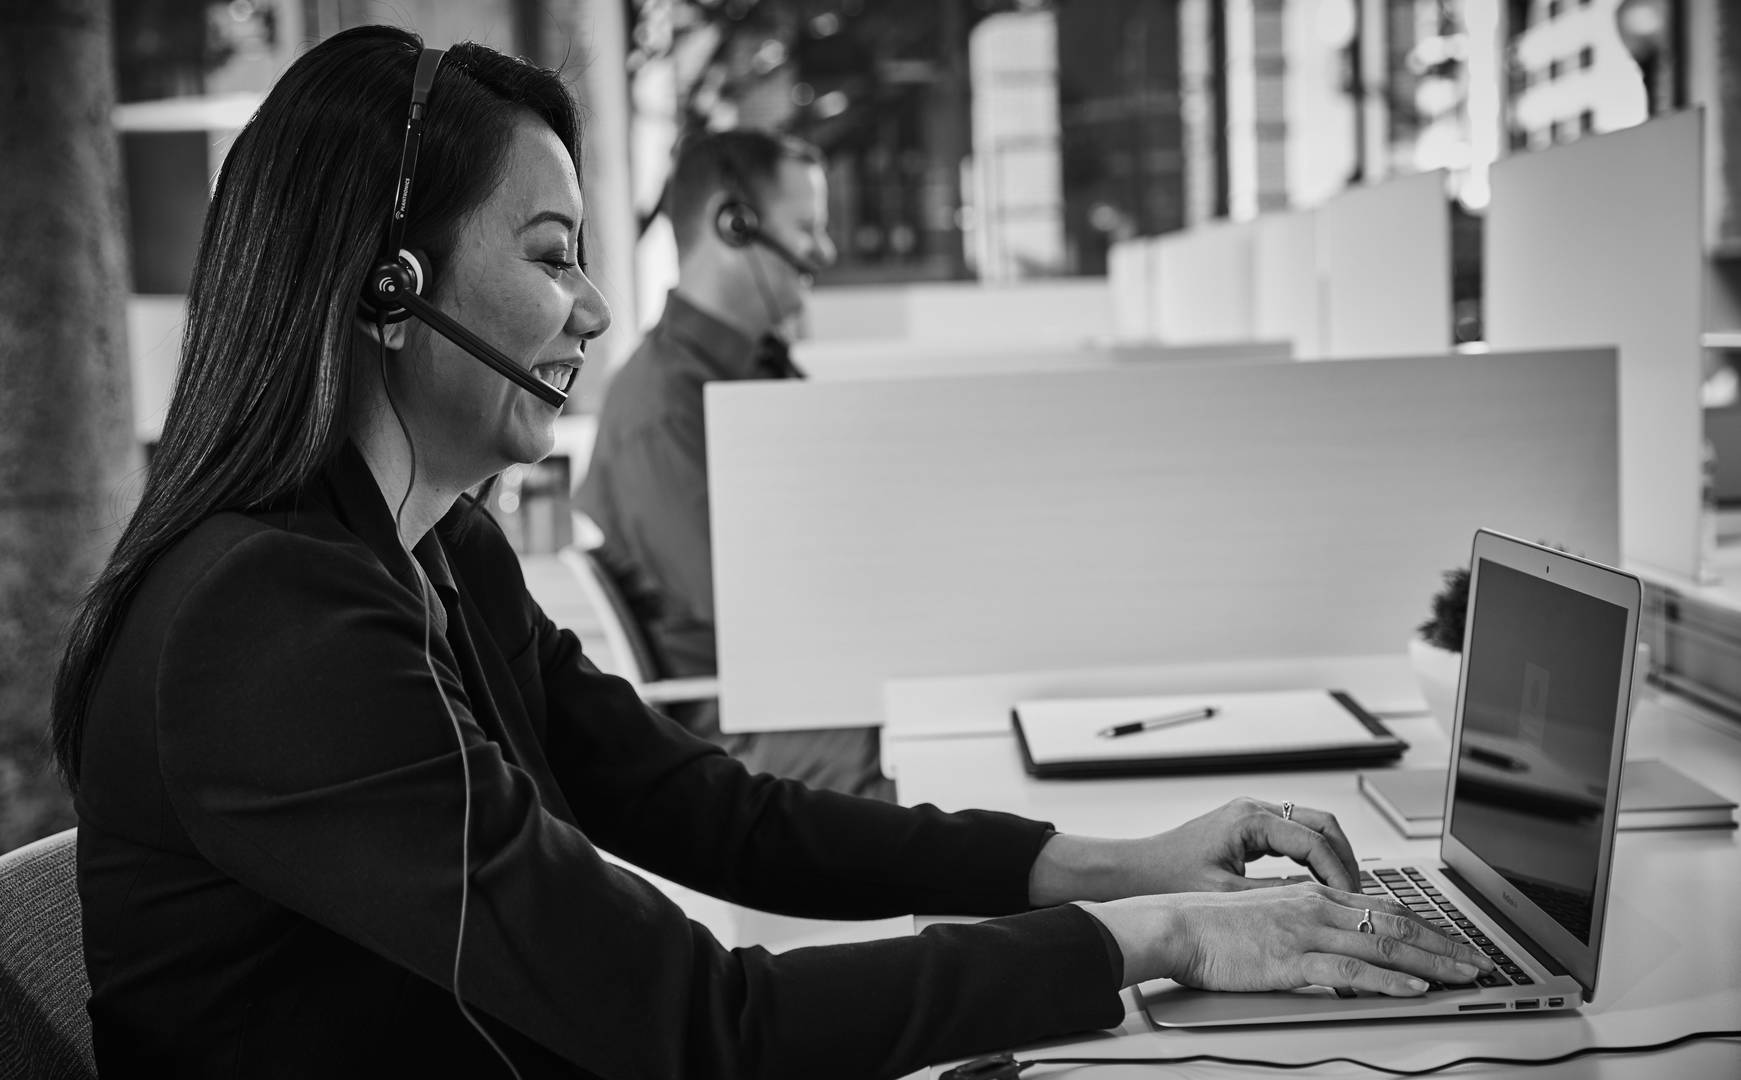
[{"x1": 1141, "y1": 982, "x2": 1413, "y2": 1027}]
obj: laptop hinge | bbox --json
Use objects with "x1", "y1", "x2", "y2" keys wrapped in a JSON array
[{"x1": 1440, "y1": 866, "x2": 1571, "y2": 978}]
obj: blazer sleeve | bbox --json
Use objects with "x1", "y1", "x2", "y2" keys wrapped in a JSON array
[
  {"x1": 533, "y1": 603, "x2": 1061, "y2": 921},
  {"x1": 154, "y1": 530, "x2": 1123, "y2": 1080}
]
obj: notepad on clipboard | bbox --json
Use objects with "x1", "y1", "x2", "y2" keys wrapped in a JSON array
[{"x1": 1011, "y1": 689, "x2": 1407, "y2": 779}]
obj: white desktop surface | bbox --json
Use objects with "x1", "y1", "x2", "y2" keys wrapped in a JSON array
[{"x1": 884, "y1": 686, "x2": 1741, "y2": 1078}]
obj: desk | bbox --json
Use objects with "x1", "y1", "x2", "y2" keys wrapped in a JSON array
[{"x1": 885, "y1": 683, "x2": 1741, "y2": 1078}]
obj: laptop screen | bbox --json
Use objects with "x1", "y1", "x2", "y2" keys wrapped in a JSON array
[{"x1": 1445, "y1": 558, "x2": 1630, "y2": 946}]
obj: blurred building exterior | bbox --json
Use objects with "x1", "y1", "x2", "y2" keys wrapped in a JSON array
[
  {"x1": 110, "y1": 0, "x2": 1741, "y2": 421},
  {"x1": 1508, "y1": 0, "x2": 1651, "y2": 152},
  {"x1": 627, "y1": 0, "x2": 985, "y2": 286},
  {"x1": 619, "y1": 0, "x2": 1729, "y2": 281},
  {"x1": 1054, "y1": 0, "x2": 1188, "y2": 277},
  {"x1": 965, "y1": 10, "x2": 1063, "y2": 281}
]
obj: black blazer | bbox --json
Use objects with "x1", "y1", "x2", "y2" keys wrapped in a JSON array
[{"x1": 73, "y1": 444, "x2": 1120, "y2": 1079}]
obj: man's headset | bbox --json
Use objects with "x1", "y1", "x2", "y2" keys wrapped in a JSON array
[
  {"x1": 357, "y1": 47, "x2": 570, "y2": 409},
  {"x1": 712, "y1": 148, "x2": 821, "y2": 279}
]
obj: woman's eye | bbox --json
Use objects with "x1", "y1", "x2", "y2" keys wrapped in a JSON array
[{"x1": 541, "y1": 256, "x2": 577, "y2": 275}]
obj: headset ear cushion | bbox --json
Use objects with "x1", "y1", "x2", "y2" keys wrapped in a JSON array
[
  {"x1": 360, "y1": 248, "x2": 429, "y2": 324},
  {"x1": 716, "y1": 201, "x2": 758, "y2": 247},
  {"x1": 397, "y1": 248, "x2": 430, "y2": 296}
]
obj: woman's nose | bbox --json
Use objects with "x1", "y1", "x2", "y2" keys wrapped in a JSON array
[{"x1": 572, "y1": 275, "x2": 612, "y2": 341}]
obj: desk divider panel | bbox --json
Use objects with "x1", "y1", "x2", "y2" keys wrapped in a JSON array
[
  {"x1": 1318, "y1": 170, "x2": 1450, "y2": 359},
  {"x1": 1152, "y1": 220, "x2": 1258, "y2": 344},
  {"x1": 1107, "y1": 238, "x2": 1156, "y2": 342},
  {"x1": 801, "y1": 279, "x2": 1113, "y2": 345},
  {"x1": 791, "y1": 339, "x2": 1292, "y2": 381},
  {"x1": 1254, "y1": 209, "x2": 1324, "y2": 360},
  {"x1": 707, "y1": 348, "x2": 1619, "y2": 734},
  {"x1": 1485, "y1": 111, "x2": 1706, "y2": 582}
]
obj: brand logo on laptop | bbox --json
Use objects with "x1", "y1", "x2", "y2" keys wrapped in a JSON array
[{"x1": 1502, "y1": 890, "x2": 1520, "y2": 909}]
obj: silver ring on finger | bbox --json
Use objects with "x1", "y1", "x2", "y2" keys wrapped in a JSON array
[
  {"x1": 1281, "y1": 800, "x2": 1295, "y2": 822},
  {"x1": 1357, "y1": 908, "x2": 1375, "y2": 934}
]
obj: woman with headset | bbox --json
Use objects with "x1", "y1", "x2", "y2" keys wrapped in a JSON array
[{"x1": 52, "y1": 26, "x2": 1489, "y2": 1078}]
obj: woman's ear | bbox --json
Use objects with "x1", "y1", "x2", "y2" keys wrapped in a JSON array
[{"x1": 356, "y1": 315, "x2": 408, "y2": 352}]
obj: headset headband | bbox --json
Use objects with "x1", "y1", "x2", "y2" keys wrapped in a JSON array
[
  {"x1": 717, "y1": 143, "x2": 761, "y2": 215},
  {"x1": 385, "y1": 47, "x2": 445, "y2": 259}
]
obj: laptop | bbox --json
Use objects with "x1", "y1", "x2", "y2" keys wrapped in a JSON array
[{"x1": 1142, "y1": 528, "x2": 1643, "y2": 1025}]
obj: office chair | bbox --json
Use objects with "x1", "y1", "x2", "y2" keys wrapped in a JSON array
[
  {"x1": 557, "y1": 545, "x2": 720, "y2": 707},
  {"x1": 0, "y1": 828, "x2": 96, "y2": 1080}
]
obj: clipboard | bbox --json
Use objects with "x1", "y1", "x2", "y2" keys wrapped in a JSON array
[{"x1": 1011, "y1": 689, "x2": 1408, "y2": 779}]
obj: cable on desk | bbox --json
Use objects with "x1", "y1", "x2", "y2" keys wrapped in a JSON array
[{"x1": 940, "y1": 1028, "x2": 1741, "y2": 1079}]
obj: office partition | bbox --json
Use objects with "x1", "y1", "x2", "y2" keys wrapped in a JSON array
[
  {"x1": 801, "y1": 278, "x2": 1113, "y2": 344},
  {"x1": 1107, "y1": 237, "x2": 1155, "y2": 342},
  {"x1": 1318, "y1": 169, "x2": 1450, "y2": 358},
  {"x1": 1254, "y1": 208, "x2": 1324, "y2": 360},
  {"x1": 1486, "y1": 111, "x2": 1706, "y2": 582},
  {"x1": 708, "y1": 348, "x2": 1620, "y2": 733},
  {"x1": 791, "y1": 339, "x2": 1292, "y2": 381},
  {"x1": 1152, "y1": 219, "x2": 1257, "y2": 344}
]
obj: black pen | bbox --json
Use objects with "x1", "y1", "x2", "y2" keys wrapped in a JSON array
[{"x1": 1096, "y1": 706, "x2": 1218, "y2": 739}]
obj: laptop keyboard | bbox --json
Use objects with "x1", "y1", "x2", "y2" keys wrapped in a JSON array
[{"x1": 1362, "y1": 868, "x2": 1531, "y2": 989}]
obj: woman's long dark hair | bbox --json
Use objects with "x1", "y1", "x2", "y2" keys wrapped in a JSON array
[{"x1": 51, "y1": 26, "x2": 581, "y2": 788}]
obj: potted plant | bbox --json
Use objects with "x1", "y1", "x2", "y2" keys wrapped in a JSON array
[
  {"x1": 1410, "y1": 567, "x2": 1468, "y2": 733},
  {"x1": 1411, "y1": 554, "x2": 1650, "y2": 733}
]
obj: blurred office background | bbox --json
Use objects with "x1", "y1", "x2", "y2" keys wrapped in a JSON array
[{"x1": 3, "y1": 0, "x2": 1740, "y2": 849}]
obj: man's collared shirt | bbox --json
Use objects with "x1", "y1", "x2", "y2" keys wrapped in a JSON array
[{"x1": 577, "y1": 290, "x2": 798, "y2": 682}]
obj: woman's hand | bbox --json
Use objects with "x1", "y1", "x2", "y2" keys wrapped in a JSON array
[
  {"x1": 1132, "y1": 796, "x2": 1360, "y2": 892},
  {"x1": 1029, "y1": 797, "x2": 1360, "y2": 905},
  {"x1": 1084, "y1": 883, "x2": 1495, "y2": 994}
]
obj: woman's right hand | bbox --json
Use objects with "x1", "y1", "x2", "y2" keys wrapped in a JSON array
[{"x1": 1083, "y1": 883, "x2": 1495, "y2": 995}]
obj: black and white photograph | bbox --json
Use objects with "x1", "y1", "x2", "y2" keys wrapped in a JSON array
[{"x1": 1, "y1": 2, "x2": 1738, "y2": 1076}]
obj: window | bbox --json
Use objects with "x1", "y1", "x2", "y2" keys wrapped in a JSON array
[
  {"x1": 1548, "y1": 58, "x2": 1565, "y2": 80},
  {"x1": 1580, "y1": 46, "x2": 1595, "y2": 70},
  {"x1": 1548, "y1": 0, "x2": 1562, "y2": 17},
  {"x1": 1581, "y1": 110, "x2": 1596, "y2": 134}
]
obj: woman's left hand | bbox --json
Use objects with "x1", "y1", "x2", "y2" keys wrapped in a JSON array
[{"x1": 1029, "y1": 797, "x2": 1361, "y2": 905}]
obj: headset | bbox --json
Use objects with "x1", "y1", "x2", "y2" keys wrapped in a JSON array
[
  {"x1": 712, "y1": 147, "x2": 822, "y2": 280},
  {"x1": 358, "y1": 47, "x2": 570, "y2": 410},
  {"x1": 710, "y1": 143, "x2": 822, "y2": 358},
  {"x1": 714, "y1": 198, "x2": 821, "y2": 279},
  {"x1": 367, "y1": 45, "x2": 526, "y2": 1080}
]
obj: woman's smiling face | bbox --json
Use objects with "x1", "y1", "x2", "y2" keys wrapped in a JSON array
[{"x1": 394, "y1": 113, "x2": 611, "y2": 483}]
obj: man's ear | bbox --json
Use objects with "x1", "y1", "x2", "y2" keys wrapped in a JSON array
[{"x1": 356, "y1": 315, "x2": 408, "y2": 352}]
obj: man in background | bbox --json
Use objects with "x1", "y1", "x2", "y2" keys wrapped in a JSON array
[{"x1": 578, "y1": 129, "x2": 890, "y2": 799}]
